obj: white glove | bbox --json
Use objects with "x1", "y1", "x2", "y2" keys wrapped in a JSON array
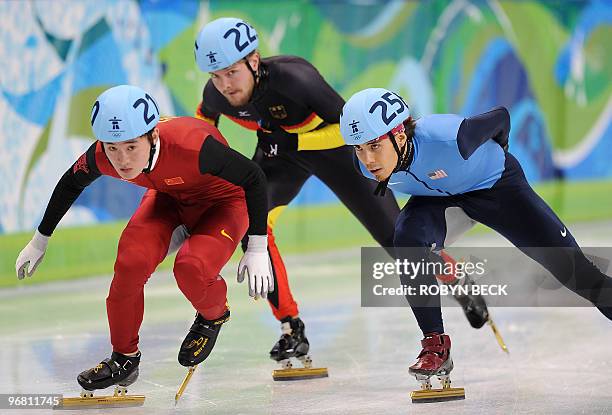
[
  {"x1": 166, "y1": 224, "x2": 189, "y2": 256},
  {"x1": 16, "y1": 230, "x2": 50, "y2": 280},
  {"x1": 237, "y1": 235, "x2": 274, "y2": 298}
]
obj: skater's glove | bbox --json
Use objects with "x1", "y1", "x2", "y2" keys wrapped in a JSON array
[
  {"x1": 237, "y1": 235, "x2": 274, "y2": 298},
  {"x1": 256, "y1": 128, "x2": 298, "y2": 157},
  {"x1": 166, "y1": 224, "x2": 189, "y2": 256},
  {"x1": 15, "y1": 230, "x2": 49, "y2": 280}
]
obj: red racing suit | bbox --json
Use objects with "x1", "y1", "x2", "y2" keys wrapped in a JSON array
[{"x1": 37, "y1": 116, "x2": 268, "y2": 354}]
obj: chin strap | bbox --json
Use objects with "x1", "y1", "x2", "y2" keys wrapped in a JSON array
[
  {"x1": 245, "y1": 57, "x2": 271, "y2": 104},
  {"x1": 141, "y1": 133, "x2": 156, "y2": 174},
  {"x1": 373, "y1": 130, "x2": 414, "y2": 197},
  {"x1": 244, "y1": 58, "x2": 258, "y2": 80},
  {"x1": 374, "y1": 177, "x2": 391, "y2": 197}
]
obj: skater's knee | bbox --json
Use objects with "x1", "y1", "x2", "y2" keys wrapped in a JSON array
[
  {"x1": 393, "y1": 227, "x2": 430, "y2": 248},
  {"x1": 174, "y1": 254, "x2": 205, "y2": 279},
  {"x1": 114, "y1": 247, "x2": 155, "y2": 280},
  {"x1": 174, "y1": 253, "x2": 220, "y2": 287}
]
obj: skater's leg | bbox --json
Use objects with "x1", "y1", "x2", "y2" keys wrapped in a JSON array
[
  {"x1": 79, "y1": 191, "x2": 179, "y2": 392},
  {"x1": 174, "y1": 199, "x2": 248, "y2": 320},
  {"x1": 462, "y1": 153, "x2": 612, "y2": 317},
  {"x1": 174, "y1": 198, "x2": 248, "y2": 366},
  {"x1": 393, "y1": 196, "x2": 457, "y2": 335},
  {"x1": 108, "y1": 190, "x2": 180, "y2": 354},
  {"x1": 395, "y1": 202, "x2": 463, "y2": 394},
  {"x1": 395, "y1": 199, "x2": 467, "y2": 400}
]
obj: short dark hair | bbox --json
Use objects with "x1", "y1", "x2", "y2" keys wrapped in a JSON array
[{"x1": 403, "y1": 117, "x2": 416, "y2": 140}]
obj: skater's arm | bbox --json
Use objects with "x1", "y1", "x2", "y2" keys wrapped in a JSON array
[
  {"x1": 17, "y1": 142, "x2": 101, "y2": 280},
  {"x1": 456, "y1": 106, "x2": 510, "y2": 160},
  {"x1": 200, "y1": 136, "x2": 272, "y2": 298},
  {"x1": 195, "y1": 83, "x2": 222, "y2": 127},
  {"x1": 278, "y1": 61, "x2": 345, "y2": 150},
  {"x1": 38, "y1": 142, "x2": 102, "y2": 236},
  {"x1": 199, "y1": 136, "x2": 268, "y2": 235}
]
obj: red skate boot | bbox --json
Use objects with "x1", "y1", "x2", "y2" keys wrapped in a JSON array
[{"x1": 409, "y1": 333, "x2": 465, "y2": 403}]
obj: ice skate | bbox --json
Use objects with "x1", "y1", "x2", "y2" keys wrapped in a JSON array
[
  {"x1": 270, "y1": 317, "x2": 328, "y2": 381},
  {"x1": 409, "y1": 333, "x2": 465, "y2": 403},
  {"x1": 451, "y1": 274, "x2": 508, "y2": 353},
  {"x1": 55, "y1": 351, "x2": 144, "y2": 409},
  {"x1": 178, "y1": 308, "x2": 230, "y2": 367},
  {"x1": 451, "y1": 273, "x2": 490, "y2": 328},
  {"x1": 174, "y1": 309, "x2": 230, "y2": 403}
]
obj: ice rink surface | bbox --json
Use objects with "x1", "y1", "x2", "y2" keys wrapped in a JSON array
[{"x1": 1, "y1": 221, "x2": 611, "y2": 414}]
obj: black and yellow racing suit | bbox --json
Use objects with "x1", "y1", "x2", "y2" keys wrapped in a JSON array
[{"x1": 197, "y1": 55, "x2": 399, "y2": 319}]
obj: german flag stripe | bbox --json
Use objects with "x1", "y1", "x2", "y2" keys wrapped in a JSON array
[
  {"x1": 282, "y1": 112, "x2": 323, "y2": 134},
  {"x1": 195, "y1": 113, "x2": 217, "y2": 126},
  {"x1": 195, "y1": 102, "x2": 216, "y2": 126},
  {"x1": 226, "y1": 115, "x2": 260, "y2": 131}
]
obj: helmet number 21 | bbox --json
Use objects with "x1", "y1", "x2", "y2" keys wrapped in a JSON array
[
  {"x1": 224, "y1": 22, "x2": 257, "y2": 53},
  {"x1": 133, "y1": 94, "x2": 160, "y2": 125},
  {"x1": 369, "y1": 92, "x2": 407, "y2": 126}
]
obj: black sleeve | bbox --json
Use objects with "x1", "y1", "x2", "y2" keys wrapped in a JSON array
[
  {"x1": 197, "y1": 82, "x2": 222, "y2": 126},
  {"x1": 198, "y1": 136, "x2": 268, "y2": 235},
  {"x1": 280, "y1": 59, "x2": 345, "y2": 123},
  {"x1": 456, "y1": 106, "x2": 510, "y2": 160},
  {"x1": 38, "y1": 142, "x2": 102, "y2": 236},
  {"x1": 352, "y1": 149, "x2": 363, "y2": 175}
]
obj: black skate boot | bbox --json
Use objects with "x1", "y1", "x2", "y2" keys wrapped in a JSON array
[
  {"x1": 270, "y1": 317, "x2": 328, "y2": 381},
  {"x1": 451, "y1": 275, "x2": 509, "y2": 353},
  {"x1": 54, "y1": 352, "x2": 144, "y2": 409},
  {"x1": 451, "y1": 274, "x2": 490, "y2": 328},
  {"x1": 178, "y1": 308, "x2": 230, "y2": 367},
  {"x1": 270, "y1": 317, "x2": 310, "y2": 363},
  {"x1": 77, "y1": 351, "x2": 141, "y2": 392}
]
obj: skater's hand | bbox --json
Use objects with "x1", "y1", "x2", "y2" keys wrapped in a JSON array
[
  {"x1": 166, "y1": 224, "x2": 189, "y2": 256},
  {"x1": 256, "y1": 128, "x2": 298, "y2": 157},
  {"x1": 15, "y1": 230, "x2": 49, "y2": 280},
  {"x1": 237, "y1": 235, "x2": 274, "y2": 298}
]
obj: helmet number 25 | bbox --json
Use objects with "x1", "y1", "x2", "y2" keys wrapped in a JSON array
[
  {"x1": 224, "y1": 22, "x2": 257, "y2": 53},
  {"x1": 369, "y1": 92, "x2": 407, "y2": 126},
  {"x1": 133, "y1": 94, "x2": 160, "y2": 125}
]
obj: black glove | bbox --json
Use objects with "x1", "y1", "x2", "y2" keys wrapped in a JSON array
[{"x1": 256, "y1": 128, "x2": 298, "y2": 157}]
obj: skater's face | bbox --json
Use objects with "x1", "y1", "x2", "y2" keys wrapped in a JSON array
[
  {"x1": 210, "y1": 53, "x2": 260, "y2": 107},
  {"x1": 103, "y1": 128, "x2": 159, "y2": 180},
  {"x1": 354, "y1": 132, "x2": 408, "y2": 182}
]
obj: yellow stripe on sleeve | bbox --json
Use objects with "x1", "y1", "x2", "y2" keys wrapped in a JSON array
[{"x1": 297, "y1": 124, "x2": 344, "y2": 151}]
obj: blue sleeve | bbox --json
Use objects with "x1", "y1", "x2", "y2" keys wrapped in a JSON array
[
  {"x1": 419, "y1": 114, "x2": 464, "y2": 143},
  {"x1": 456, "y1": 106, "x2": 510, "y2": 160}
]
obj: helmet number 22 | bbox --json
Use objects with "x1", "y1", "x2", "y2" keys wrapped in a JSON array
[
  {"x1": 369, "y1": 92, "x2": 407, "y2": 126},
  {"x1": 224, "y1": 22, "x2": 257, "y2": 53}
]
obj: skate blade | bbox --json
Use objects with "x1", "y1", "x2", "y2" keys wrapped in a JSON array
[
  {"x1": 272, "y1": 367, "x2": 329, "y2": 381},
  {"x1": 175, "y1": 365, "x2": 197, "y2": 404},
  {"x1": 54, "y1": 395, "x2": 145, "y2": 409},
  {"x1": 410, "y1": 387, "x2": 465, "y2": 403},
  {"x1": 488, "y1": 319, "x2": 509, "y2": 354}
]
